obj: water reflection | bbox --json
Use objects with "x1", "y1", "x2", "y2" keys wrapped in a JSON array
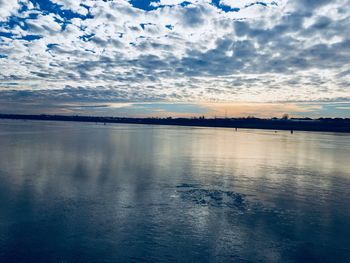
[{"x1": 0, "y1": 120, "x2": 349, "y2": 262}]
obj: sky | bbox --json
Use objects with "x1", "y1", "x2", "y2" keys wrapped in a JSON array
[{"x1": 0, "y1": 0, "x2": 349, "y2": 118}]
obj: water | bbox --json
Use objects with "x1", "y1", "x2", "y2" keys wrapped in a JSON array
[{"x1": 0, "y1": 120, "x2": 349, "y2": 262}]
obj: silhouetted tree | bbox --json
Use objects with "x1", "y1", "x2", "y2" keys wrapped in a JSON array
[{"x1": 282, "y1": 114, "x2": 289, "y2": 120}]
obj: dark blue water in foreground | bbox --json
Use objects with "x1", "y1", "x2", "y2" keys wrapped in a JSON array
[{"x1": 0, "y1": 120, "x2": 350, "y2": 262}]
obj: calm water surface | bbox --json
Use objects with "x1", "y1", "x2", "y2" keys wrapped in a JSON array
[{"x1": 0, "y1": 120, "x2": 350, "y2": 262}]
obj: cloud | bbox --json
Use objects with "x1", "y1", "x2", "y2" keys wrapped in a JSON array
[
  {"x1": 0, "y1": 0, "x2": 22, "y2": 21},
  {"x1": 50, "y1": 0, "x2": 90, "y2": 15},
  {"x1": 0, "y1": 0, "x2": 349, "y2": 116}
]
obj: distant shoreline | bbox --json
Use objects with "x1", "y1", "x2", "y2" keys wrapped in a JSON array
[{"x1": 1, "y1": 114, "x2": 350, "y2": 133}]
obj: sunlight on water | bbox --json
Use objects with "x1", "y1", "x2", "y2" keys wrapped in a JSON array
[{"x1": 0, "y1": 120, "x2": 349, "y2": 262}]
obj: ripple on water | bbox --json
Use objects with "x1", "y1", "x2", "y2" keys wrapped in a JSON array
[{"x1": 176, "y1": 184, "x2": 247, "y2": 211}]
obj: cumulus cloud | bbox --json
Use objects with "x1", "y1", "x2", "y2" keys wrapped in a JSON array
[
  {"x1": 50, "y1": 0, "x2": 90, "y2": 15},
  {"x1": 0, "y1": 0, "x2": 22, "y2": 21},
  {"x1": 0, "y1": 0, "x2": 349, "y2": 115}
]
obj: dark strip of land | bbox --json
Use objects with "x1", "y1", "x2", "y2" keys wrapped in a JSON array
[{"x1": 0, "y1": 114, "x2": 350, "y2": 133}]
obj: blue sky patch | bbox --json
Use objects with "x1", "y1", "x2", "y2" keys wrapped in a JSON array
[
  {"x1": 21, "y1": 35, "x2": 43, "y2": 41},
  {"x1": 29, "y1": 0, "x2": 93, "y2": 20},
  {"x1": 129, "y1": 0, "x2": 159, "y2": 11},
  {"x1": 211, "y1": 0, "x2": 240, "y2": 12}
]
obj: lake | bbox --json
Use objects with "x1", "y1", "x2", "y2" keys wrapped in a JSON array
[{"x1": 0, "y1": 120, "x2": 349, "y2": 262}]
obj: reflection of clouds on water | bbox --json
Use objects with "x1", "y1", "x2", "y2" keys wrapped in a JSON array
[{"x1": 0, "y1": 121, "x2": 350, "y2": 262}]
